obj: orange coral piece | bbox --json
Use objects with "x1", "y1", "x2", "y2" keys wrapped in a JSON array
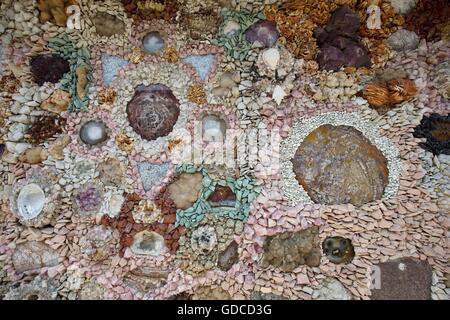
[{"x1": 363, "y1": 79, "x2": 417, "y2": 109}]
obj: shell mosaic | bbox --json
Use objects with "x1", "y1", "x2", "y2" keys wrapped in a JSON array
[{"x1": 0, "y1": 0, "x2": 448, "y2": 301}]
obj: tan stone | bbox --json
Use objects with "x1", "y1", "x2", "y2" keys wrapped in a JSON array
[
  {"x1": 167, "y1": 172, "x2": 203, "y2": 210},
  {"x1": 40, "y1": 90, "x2": 71, "y2": 114}
]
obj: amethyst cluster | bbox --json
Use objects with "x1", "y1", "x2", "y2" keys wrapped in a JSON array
[
  {"x1": 75, "y1": 186, "x2": 102, "y2": 212},
  {"x1": 244, "y1": 20, "x2": 279, "y2": 48},
  {"x1": 314, "y1": 6, "x2": 371, "y2": 71}
]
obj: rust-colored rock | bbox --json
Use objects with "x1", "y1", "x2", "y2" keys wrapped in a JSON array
[
  {"x1": 291, "y1": 125, "x2": 389, "y2": 206},
  {"x1": 207, "y1": 186, "x2": 236, "y2": 208}
]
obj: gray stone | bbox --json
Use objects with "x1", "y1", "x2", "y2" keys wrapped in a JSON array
[
  {"x1": 313, "y1": 278, "x2": 352, "y2": 300},
  {"x1": 387, "y1": 29, "x2": 420, "y2": 52},
  {"x1": 12, "y1": 242, "x2": 59, "y2": 273}
]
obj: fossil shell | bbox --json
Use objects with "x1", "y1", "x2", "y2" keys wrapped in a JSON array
[
  {"x1": 17, "y1": 184, "x2": 46, "y2": 220},
  {"x1": 262, "y1": 48, "x2": 280, "y2": 70}
]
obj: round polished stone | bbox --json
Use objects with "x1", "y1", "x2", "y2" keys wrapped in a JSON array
[
  {"x1": 79, "y1": 120, "x2": 109, "y2": 146},
  {"x1": 142, "y1": 31, "x2": 165, "y2": 54}
]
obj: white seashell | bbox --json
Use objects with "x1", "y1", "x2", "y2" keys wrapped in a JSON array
[
  {"x1": 272, "y1": 85, "x2": 286, "y2": 106},
  {"x1": 17, "y1": 183, "x2": 46, "y2": 220},
  {"x1": 262, "y1": 48, "x2": 280, "y2": 70}
]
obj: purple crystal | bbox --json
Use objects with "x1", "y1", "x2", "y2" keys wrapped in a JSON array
[
  {"x1": 244, "y1": 20, "x2": 279, "y2": 47},
  {"x1": 0, "y1": 144, "x2": 5, "y2": 158},
  {"x1": 314, "y1": 5, "x2": 371, "y2": 71},
  {"x1": 76, "y1": 187, "x2": 102, "y2": 212}
]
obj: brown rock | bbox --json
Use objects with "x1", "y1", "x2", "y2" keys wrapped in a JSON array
[
  {"x1": 18, "y1": 147, "x2": 48, "y2": 164},
  {"x1": 371, "y1": 257, "x2": 432, "y2": 300},
  {"x1": 262, "y1": 226, "x2": 321, "y2": 271},
  {"x1": 207, "y1": 186, "x2": 236, "y2": 208},
  {"x1": 38, "y1": 0, "x2": 67, "y2": 27},
  {"x1": 126, "y1": 84, "x2": 180, "y2": 141},
  {"x1": 217, "y1": 240, "x2": 239, "y2": 271},
  {"x1": 92, "y1": 12, "x2": 126, "y2": 37},
  {"x1": 48, "y1": 135, "x2": 70, "y2": 160},
  {"x1": 75, "y1": 65, "x2": 88, "y2": 99},
  {"x1": 291, "y1": 125, "x2": 389, "y2": 206},
  {"x1": 97, "y1": 157, "x2": 124, "y2": 186}
]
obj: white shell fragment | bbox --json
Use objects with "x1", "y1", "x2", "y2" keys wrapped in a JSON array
[
  {"x1": 272, "y1": 85, "x2": 287, "y2": 106},
  {"x1": 262, "y1": 48, "x2": 280, "y2": 70}
]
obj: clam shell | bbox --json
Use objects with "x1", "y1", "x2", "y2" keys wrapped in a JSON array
[
  {"x1": 17, "y1": 183, "x2": 46, "y2": 220},
  {"x1": 262, "y1": 48, "x2": 280, "y2": 70}
]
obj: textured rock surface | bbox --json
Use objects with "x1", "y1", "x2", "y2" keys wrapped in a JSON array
[
  {"x1": 126, "y1": 84, "x2": 180, "y2": 141},
  {"x1": 167, "y1": 172, "x2": 203, "y2": 210},
  {"x1": 217, "y1": 240, "x2": 239, "y2": 271},
  {"x1": 389, "y1": 0, "x2": 417, "y2": 15},
  {"x1": 12, "y1": 242, "x2": 59, "y2": 273},
  {"x1": 124, "y1": 267, "x2": 169, "y2": 292},
  {"x1": 202, "y1": 114, "x2": 227, "y2": 143},
  {"x1": 262, "y1": 227, "x2": 321, "y2": 271},
  {"x1": 313, "y1": 278, "x2": 353, "y2": 300},
  {"x1": 92, "y1": 12, "x2": 126, "y2": 37},
  {"x1": 387, "y1": 29, "x2": 420, "y2": 52},
  {"x1": 30, "y1": 54, "x2": 70, "y2": 86},
  {"x1": 98, "y1": 158, "x2": 124, "y2": 186},
  {"x1": 79, "y1": 120, "x2": 109, "y2": 146},
  {"x1": 291, "y1": 125, "x2": 389, "y2": 206},
  {"x1": 371, "y1": 258, "x2": 432, "y2": 300},
  {"x1": 413, "y1": 114, "x2": 450, "y2": 155},
  {"x1": 142, "y1": 31, "x2": 165, "y2": 54},
  {"x1": 207, "y1": 186, "x2": 236, "y2": 208},
  {"x1": 137, "y1": 162, "x2": 170, "y2": 192}
]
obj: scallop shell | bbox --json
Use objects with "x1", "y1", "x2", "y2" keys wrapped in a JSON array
[
  {"x1": 17, "y1": 183, "x2": 46, "y2": 220},
  {"x1": 262, "y1": 48, "x2": 280, "y2": 70}
]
